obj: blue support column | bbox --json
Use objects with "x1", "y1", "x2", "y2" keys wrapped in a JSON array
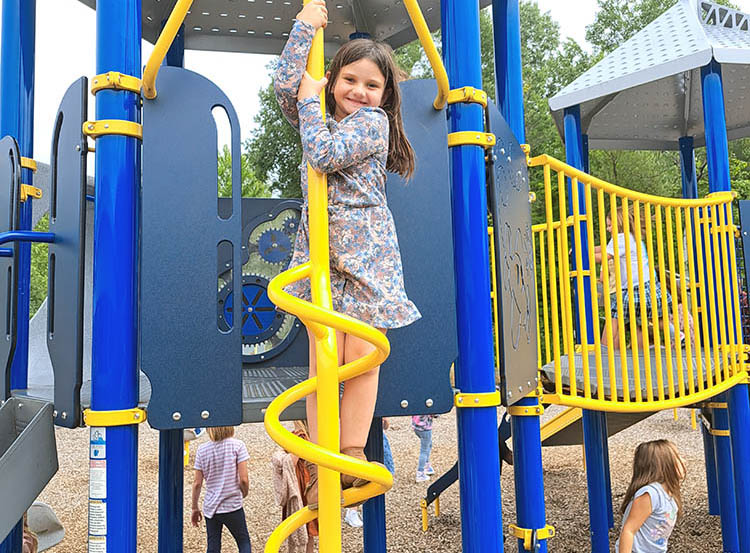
[
  {"x1": 493, "y1": 1, "x2": 548, "y2": 550},
  {"x1": 0, "y1": 1, "x2": 35, "y2": 550},
  {"x1": 442, "y1": 2, "x2": 503, "y2": 551},
  {"x1": 701, "y1": 413, "x2": 721, "y2": 515},
  {"x1": 363, "y1": 418, "x2": 387, "y2": 553},
  {"x1": 90, "y1": 2, "x2": 142, "y2": 552},
  {"x1": 701, "y1": 59, "x2": 750, "y2": 552},
  {"x1": 1, "y1": 0, "x2": 35, "y2": 395},
  {"x1": 679, "y1": 136, "x2": 698, "y2": 199},
  {"x1": 157, "y1": 26, "x2": 185, "y2": 553},
  {"x1": 712, "y1": 399, "x2": 740, "y2": 552},
  {"x1": 564, "y1": 106, "x2": 609, "y2": 552}
]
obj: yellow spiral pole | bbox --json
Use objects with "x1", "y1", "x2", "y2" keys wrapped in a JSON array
[{"x1": 263, "y1": 6, "x2": 393, "y2": 551}]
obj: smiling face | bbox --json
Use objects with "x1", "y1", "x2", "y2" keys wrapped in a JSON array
[{"x1": 331, "y1": 58, "x2": 386, "y2": 121}]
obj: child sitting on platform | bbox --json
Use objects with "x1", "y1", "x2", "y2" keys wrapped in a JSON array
[{"x1": 616, "y1": 439, "x2": 685, "y2": 553}]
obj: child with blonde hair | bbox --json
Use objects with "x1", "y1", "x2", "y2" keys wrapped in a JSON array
[{"x1": 616, "y1": 439, "x2": 686, "y2": 553}]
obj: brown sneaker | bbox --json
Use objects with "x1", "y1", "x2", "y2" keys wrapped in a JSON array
[
  {"x1": 304, "y1": 460, "x2": 318, "y2": 508},
  {"x1": 340, "y1": 447, "x2": 369, "y2": 489}
]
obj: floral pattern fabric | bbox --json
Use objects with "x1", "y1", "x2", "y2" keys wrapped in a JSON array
[{"x1": 273, "y1": 20, "x2": 421, "y2": 329}]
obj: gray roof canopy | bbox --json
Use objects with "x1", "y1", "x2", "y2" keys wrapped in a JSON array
[
  {"x1": 76, "y1": 0, "x2": 489, "y2": 56},
  {"x1": 549, "y1": 0, "x2": 750, "y2": 150}
]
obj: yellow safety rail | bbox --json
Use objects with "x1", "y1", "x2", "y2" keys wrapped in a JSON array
[
  {"x1": 263, "y1": 6, "x2": 392, "y2": 552},
  {"x1": 142, "y1": 0, "x2": 194, "y2": 99},
  {"x1": 530, "y1": 154, "x2": 748, "y2": 413},
  {"x1": 402, "y1": 0, "x2": 450, "y2": 110}
]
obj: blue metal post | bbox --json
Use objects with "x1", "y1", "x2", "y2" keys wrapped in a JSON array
[
  {"x1": 1, "y1": 0, "x2": 35, "y2": 396},
  {"x1": 712, "y1": 399, "x2": 740, "y2": 552},
  {"x1": 442, "y1": 2, "x2": 503, "y2": 551},
  {"x1": 0, "y1": 1, "x2": 35, "y2": 550},
  {"x1": 90, "y1": 2, "x2": 141, "y2": 552},
  {"x1": 157, "y1": 26, "x2": 185, "y2": 553},
  {"x1": 701, "y1": 414, "x2": 721, "y2": 515},
  {"x1": 363, "y1": 418, "x2": 386, "y2": 553},
  {"x1": 679, "y1": 136, "x2": 698, "y2": 199},
  {"x1": 582, "y1": 134, "x2": 590, "y2": 174},
  {"x1": 493, "y1": 1, "x2": 548, "y2": 550},
  {"x1": 701, "y1": 59, "x2": 750, "y2": 552},
  {"x1": 564, "y1": 106, "x2": 609, "y2": 552}
]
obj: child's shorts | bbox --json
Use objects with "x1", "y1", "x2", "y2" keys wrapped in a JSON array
[{"x1": 610, "y1": 280, "x2": 672, "y2": 321}]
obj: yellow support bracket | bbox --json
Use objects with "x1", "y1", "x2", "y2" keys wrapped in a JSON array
[
  {"x1": 448, "y1": 131, "x2": 496, "y2": 148},
  {"x1": 20, "y1": 157, "x2": 37, "y2": 172},
  {"x1": 83, "y1": 407, "x2": 146, "y2": 427},
  {"x1": 509, "y1": 523, "x2": 555, "y2": 551},
  {"x1": 91, "y1": 71, "x2": 142, "y2": 95},
  {"x1": 447, "y1": 86, "x2": 488, "y2": 108},
  {"x1": 525, "y1": 382, "x2": 543, "y2": 398},
  {"x1": 508, "y1": 404, "x2": 545, "y2": 416},
  {"x1": 83, "y1": 120, "x2": 142, "y2": 140},
  {"x1": 20, "y1": 184, "x2": 42, "y2": 202},
  {"x1": 706, "y1": 402, "x2": 728, "y2": 409},
  {"x1": 454, "y1": 390, "x2": 501, "y2": 408},
  {"x1": 709, "y1": 428, "x2": 730, "y2": 437}
]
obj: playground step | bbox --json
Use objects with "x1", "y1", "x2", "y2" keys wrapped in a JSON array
[
  {"x1": 541, "y1": 406, "x2": 652, "y2": 447},
  {"x1": 0, "y1": 397, "x2": 58, "y2": 542}
]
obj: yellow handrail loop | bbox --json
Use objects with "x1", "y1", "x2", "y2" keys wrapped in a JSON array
[
  {"x1": 402, "y1": 0, "x2": 450, "y2": 110},
  {"x1": 142, "y1": 0, "x2": 194, "y2": 99}
]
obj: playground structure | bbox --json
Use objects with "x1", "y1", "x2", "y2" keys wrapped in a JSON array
[{"x1": 1, "y1": 1, "x2": 750, "y2": 553}]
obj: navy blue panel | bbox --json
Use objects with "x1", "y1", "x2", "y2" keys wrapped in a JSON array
[
  {"x1": 141, "y1": 67, "x2": 242, "y2": 430},
  {"x1": 376, "y1": 79, "x2": 456, "y2": 417},
  {"x1": 46, "y1": 77, "x2": 88, "y2": 428},
  {"x1": 486, "y1": 101, "x2": 538, "y2": 406},
  {"x1": 0, "y1": 136, "x2": 20, "y2": 400}
]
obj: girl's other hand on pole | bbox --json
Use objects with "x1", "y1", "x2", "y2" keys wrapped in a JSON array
[
  {"x1": 297, "y1": 71, "x2": 329, "y2": 102},
  {"x1": 296, "y1": 0, "x2": 328, "y2": 30}
]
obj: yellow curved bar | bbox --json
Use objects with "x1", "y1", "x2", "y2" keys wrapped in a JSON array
[
  {"x1": 402, "y1": 0, "x2": 450, "y2": 110},
  {"x1": 264, "y1": 7, "x2": 392, "y2": 552},
  {"x1": 142, "y1": 0, "x2": 194, "y2": 100}
]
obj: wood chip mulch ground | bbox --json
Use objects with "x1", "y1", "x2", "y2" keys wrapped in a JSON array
[{"x1": 38, "y1": 407, "x2": 720, "y2": 551}]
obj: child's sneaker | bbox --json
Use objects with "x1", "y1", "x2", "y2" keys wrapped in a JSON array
[
  {"x1": 424, "y1": 465, "x2": 435, "y2": 476},
  {"x1": 344, "y1": 508, "x2": 363, "y2": 528},
  {"x1": 415, "y1": 470, "x2": 429, "y2": 482}
]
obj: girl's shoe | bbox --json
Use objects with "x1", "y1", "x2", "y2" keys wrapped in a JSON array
[
  {"x1": 304, "y1": 460, "x2": 318, "y2": 509},
  {"x1": 424, "y1": 464, "x2": 435, "y2": 476},
  {"x1": 344, "y1": 508, "x2": 363, "y2": 528},
  {"x1": 341, "y1": 447, "x2": 369, "y2": 489},
  {"x1": 415, "y1": 470, "x2": 429, "y2": 482}
]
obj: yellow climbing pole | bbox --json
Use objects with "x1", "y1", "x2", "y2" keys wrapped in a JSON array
[{"x1": 263, "y1": 3, "x2": 392, "y2": 552}]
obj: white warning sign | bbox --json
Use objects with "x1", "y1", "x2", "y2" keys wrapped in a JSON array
[
  {"x1": 88, "y1": 535, "x2": 106, "y2": 553},
  {"x1": 89, "y1": 459, "x2": 107, "y2": 499},
  {"x1": 90, "y1": 427, "x2": 106, "y2": 460},
  {"x1": 88, "y1": 499, "x2": 107, "y2": 535}
]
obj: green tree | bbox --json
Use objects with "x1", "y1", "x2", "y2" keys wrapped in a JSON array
[
  {"x1": 217, "y1": 144, "x2": 270, "y2": 198},
  {"x1": 29, "y1": 214, "x2": 49, "y2": 318}
]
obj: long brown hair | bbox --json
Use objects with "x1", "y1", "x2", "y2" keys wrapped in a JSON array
[
  {"x1": 325, "y1": 39, "x2": 415, "y2": 179},
  {"x1": 621, "y1": 440, "x2": 686, "y2": 519}
]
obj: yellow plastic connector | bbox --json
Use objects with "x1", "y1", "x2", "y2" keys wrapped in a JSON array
[
  {"x1": 447, "y1": 86, "x2": 488, "y2": 108},
  {"x1": 709, "y1": 428, "x2": 730, "y2": 437},
  {"x1": 509, "y1": 523, "x2": 556, "y2": 551},
  {"x1": 508, "y1": 404, "x2": 545, "y2": 416},
  {"x1": 20, "y1": 184, "x2": 42, "y2": 202},
  {"x1": 91, "y1": 71, "x2": 142, "y2": 95},
  {"x1": 454, "y1": 390, "x2": 501, "y2": 408},
  {"x1": 83, "y1": 120, "x2": 143, "y2": 140},
  {"x1": 20, "y1": 157, "x2": 37, "y2": 172},
  {"x1": 447, "y1": 131, "x2": 496, "y2": 148},
  {"x1": 83, "y1": 407, "x2": 147, "y2": 427}
]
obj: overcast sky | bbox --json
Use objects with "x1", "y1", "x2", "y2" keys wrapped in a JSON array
[{"x1": 3, "y1": 0, "x2": 750, "y2": 163}]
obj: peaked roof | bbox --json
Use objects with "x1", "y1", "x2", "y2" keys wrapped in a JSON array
[{"x1": 549, "y1": 0, "x2": 750, "y2": 150}]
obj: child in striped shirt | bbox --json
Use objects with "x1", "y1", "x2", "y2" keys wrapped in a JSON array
[{"x1": 191, "y1": 426, "x2": 251, "y2": 553}]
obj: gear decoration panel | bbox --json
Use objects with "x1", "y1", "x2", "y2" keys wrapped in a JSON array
[
  {"x1": 141, "y1": 66, "x2": 242, "y2": 430},
  {"x1": 0, "y1": 136, "x2": 20, "y2": 400},
  {"x1": 218, "y1": 199, "x2": 303, "y2": 366},
  {"x1": 487, "y1": 101, "x2": 539, "y2": 407},
  {"x1": 45, "y1": 77, "x2": 88, "y2": 428}
]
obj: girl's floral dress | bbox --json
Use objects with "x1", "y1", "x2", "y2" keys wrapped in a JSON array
[{"x1": 273, "y1": 20, "x2": 421, "y2": 329}]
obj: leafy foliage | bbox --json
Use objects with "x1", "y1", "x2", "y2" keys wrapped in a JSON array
[{"x1": 217, "y1": 144, "x2": 271, "y2": 198}]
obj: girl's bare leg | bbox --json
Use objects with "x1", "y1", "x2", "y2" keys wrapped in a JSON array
[
  {"x1": 340, "y1": 329, "x2": 386, "y2": 450},
  {"x1": 305, "y1": 326, "x2": 345, "y2": 443}
]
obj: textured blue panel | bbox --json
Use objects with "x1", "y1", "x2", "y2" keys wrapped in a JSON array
[
  {"x1": 46, "y1": 77, "x2": 87, "y2": 428},
  {"x1": 486, "y1": 100, "x2": 538, "y2": 406},
  {"x1": 0, "y1": 136, "x2": 20, "y2": 400},
  {"x1": 376, "y1": 78, "x2": 456, "y2": 417},
  {"x1": 141, "y1": 67, "x2": 242, "y2": 430}
]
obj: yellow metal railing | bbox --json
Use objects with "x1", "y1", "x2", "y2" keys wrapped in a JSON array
[{"x1": 530, "y1": 154, "x2": 748, "y2": 413}]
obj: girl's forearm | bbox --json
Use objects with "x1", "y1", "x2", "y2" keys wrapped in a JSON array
[
  {"x1": 191, "y1": 484, "x2": 201, "y2": 510},
  {"x1": 618, "y1": 531, "x2": 634, "y2": 553}
]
